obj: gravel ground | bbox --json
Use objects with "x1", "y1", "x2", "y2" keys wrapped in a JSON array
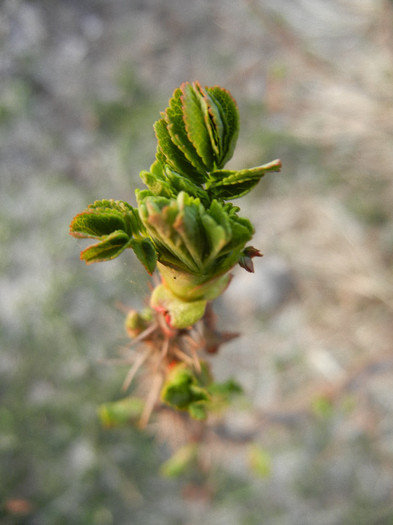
[{"x1": 1, "y1": 1, "x2": 393, "y2": 524}]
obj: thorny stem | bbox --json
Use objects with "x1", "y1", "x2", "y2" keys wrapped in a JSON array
[
  {"x1": 114, "y1": 301, "x2": 241, "y2": 428},
  {"x1": 70, "y1": 82, "x2": 281, "y2": 476},
  {"x1": 139, "y1": 373, "x2": 164, "y2": 429}
]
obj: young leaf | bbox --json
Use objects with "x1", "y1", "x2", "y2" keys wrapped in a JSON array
[
  {"x1": 139, "y1": 169, "x2": 173, "y2": 198},
  {"x1": 154, "y1": 117, "x2": 204, "y2": 184},
  {"x1": 160, "y1": 362, "x2": 210, "y2": 413},
  {"x1": 181, "y1": 82, "x2": 215, "y2": 171},
  {"x1": 80, "y1": 230, "x2": 131, "y2": 263},
  {"x1": 70, "y1": 199, "x2": 144, "y2": 239},
  {"x1": 165, "y1": 87, "x2": 208, "y2": 180},
  {"x1": 222, "y1": 215, "x2": 254, "y2": 254},
  {"x1": 199, "y1": 88, "x2": 222, "y2": 159},
  {"x1": 164, "y1": 166, "x2": 209, "y2": 203},
  {"x1": 69, "y1": 199, "x2": 155, "y2": 266},
  {"x1": 173, "y1": 191, "x2": 205, "y2": 270},
  {"x1": 88, "y1": 199, "x2": 134, "y2": 212},
  {"x1": 200, "y1": 200, "x2": 232, "y2": 264},
  {"x1": 200, "y1": 213, "x2": 230, "y2": 264},
  {"x1": 69, "y1": 209, "x2": 127, "y2": 239},
  {"x1": 205, "y1": 86, "x2": 239, "y2": 167},
  {"x1": 129, "y1": 238, "x2": 157, "y2": 275},
  {"x1": 207, "y1": 159, "x2": 282, "y2": 199},
  {"x1": 138, "y1": 194, "x2": 201, "y2": 273}
]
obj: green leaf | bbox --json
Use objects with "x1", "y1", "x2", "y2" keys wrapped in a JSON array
[
  {"x1": 207, "y1": 199, "x2": 231, "y2": 232},
  {"x1": 129, "y1": 238, "x2": 157, "y2": 275},
  {"x1": 154, "y1": 117, "x2": 204, "y2": 184},
  {"x1": 80, "y1": 230, "x2": 130, "y2": 263},
  {"x1": 199, "y1": 89, "x2": 221, "y2": 159},
  {"x1": 165, "y1": 87, "x2": 207, "y2": 180},
  {"x1": 210, "y1": 178, "x2": 260, "y2": 200},
  {"x1": 152, "y1": 83, "x2": 242, "y2": 183},
  {"x1": 182, "y1": 82, "x2": 215, "y2": 171},
  {"x1": 150, "y1": 158, "x2": 166, "y2": 178},
  {"x1": 205, "y1": 86, "x2": 239, "y2": 167},
  {"x1": 138, "y1": 192, "x2": 204, "y2": 274},
  {"x1": 173, "y1": 192, "x2": 205, "y2": 270},
  {"x1": 88, "y1": 199, "x2": 134, "y2": 212},
  {"x1": 160, "y1": 362, "x2": 210, "y2": 412},
  {"x1": 89, "y1": 199, "x2": 143, "y2": 235},
  {"x1": 200, "y1": 214, "x2": 229, "y2": 264},
  {"x1": 200, "y1": 200, "x2": 231, "y2": 264},
  {"x1": 69, "y1": 209, "x2": 127, "y2": 239},
  {"x1": 70, "y1": 199, "x2": 144, "y2": 239},
  {"x1": 207, "y1": 160, "x2": 282, "y2": 199},
  {"x1": 202, "y1": 206, "x2": 253, "y2": 270},
  {"x1": 226, "y1": 215, "x2": 254, "y2": 248},
  {"x1": 69, "y1": 199, "x2": 155, "y2": 267},
  {"x1": 164, "y1": 166, "x2": 209, "y2": 203},
  {"x1": 139, "y1": 169, "x2": 173, "y2": 198}
]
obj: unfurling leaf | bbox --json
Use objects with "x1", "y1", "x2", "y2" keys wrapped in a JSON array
[
  {"x1": 139, "y1": 167, "x2": 173, "y2": 198},
  {"x1": 205, "y1": 85, "x2": 239, "y2": 167},
  {"x1": 207, "y1": 159, "x2": 282, "y2": 200},
  {"x1": 164, "y1": 88, "x2": 208, "y2": 180},
  {"x1": 70, "y1": 199, "x2": 143, "y2": 237},
  {"x1": 69, "y1": 199, "x2": 158, "y2": 266},
  {"x1": 154, "y1": 117, "x2": 205, "y2": 184},
  {"x1": 80, "y1": 230, "x2": 131, "y2": 263},
  {"x1": 154, "y1": 82, "x2": 241, "y2": 185},
  {"x1": 70, "y1": 211, "x2": 126, "y2": 239},
  {"x1": 182, "y1": 82, "x2": 215, "y2": 171}
]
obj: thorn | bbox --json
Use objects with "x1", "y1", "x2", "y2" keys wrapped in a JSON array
[{"x1": 122, "y1": 350, "x2": 149, "y2": 392}]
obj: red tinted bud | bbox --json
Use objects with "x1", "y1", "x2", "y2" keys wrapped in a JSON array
[{"x1": 239, "y1": 246, "x2": 263, "y2": 273}]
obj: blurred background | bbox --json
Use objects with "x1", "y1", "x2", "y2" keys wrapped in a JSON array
[{"x1": 1, "y1": 0, "x2": 393, "y2": 523}]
